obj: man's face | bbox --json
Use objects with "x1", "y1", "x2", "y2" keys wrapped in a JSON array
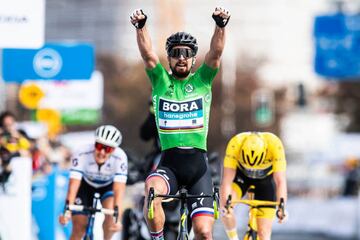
[
  {"x1": 2, "y1": 116, "x2": 16, "y2": 132},
  {"x1": 94, "y1": 142, "x2": 114, "y2": 164},
  {"x1": 168, "y1": 46, "x2": 195, "y2": 79}
]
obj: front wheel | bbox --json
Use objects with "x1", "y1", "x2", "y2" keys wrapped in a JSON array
[
  {"x1": 84, "y1": 235, "x2": 92, "y2": 240},
  {"x1": 177, "y1": 232, "x2": 189, "y2": 240}
]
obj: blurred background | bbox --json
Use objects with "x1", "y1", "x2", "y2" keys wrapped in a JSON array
[{"x1": 0, "y1": 0, "x2": 360, "y2": 239}]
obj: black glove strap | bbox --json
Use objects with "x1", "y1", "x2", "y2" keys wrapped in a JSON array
[{"x1": 212, "y1": 14, "x2": 230, "y2": 28}]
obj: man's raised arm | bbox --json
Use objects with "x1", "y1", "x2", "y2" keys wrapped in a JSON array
[
  {"x1": 205, "y1": 7, "x2": 231, "y2": 69},
  {"x1": 130, "y1": 9, "x2": 159, "y2": 69}
]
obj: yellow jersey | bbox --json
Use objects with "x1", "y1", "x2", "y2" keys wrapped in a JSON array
[{"x1": 224, "y1": 132, "x2": 286, "y2": 179}]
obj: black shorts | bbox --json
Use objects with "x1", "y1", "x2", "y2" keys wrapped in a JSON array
[
  {"x1": 233, "y1": 169, "x2": 276, "y2": 201},
  {"x1": 73, "y1": 179, "x2": 113, "y2": 215},
  {"x1": 146, "y1": 148, "x2": 214, "y2": 219}
]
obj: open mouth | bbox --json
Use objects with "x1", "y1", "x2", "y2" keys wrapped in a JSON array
[{"x1": 176, "y1": 63, "x2": 186, "y2": 68}]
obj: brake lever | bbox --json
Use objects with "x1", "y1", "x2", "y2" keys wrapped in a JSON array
[
  {"x1": 276, "y1": 198, "x2": 285, "y2": 219},
  {"x1": 225, "y1": 195, "x2": 232, "y2": 214},
  {"x1": 113, "y1": 206, "x2": 119, "y2": 223}
]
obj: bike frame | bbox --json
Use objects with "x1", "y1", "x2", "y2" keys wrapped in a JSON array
[
  {"x1": 177, "y1": 188, "x2": 190, "y2": 240},
  {"x1": 148, "y1": 187, "x2": 220, "y2": 240},
  {"x1": 84, "y1": 193, "x2": 100, "y2": 240}
]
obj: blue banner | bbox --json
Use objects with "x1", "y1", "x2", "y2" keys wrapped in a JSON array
[
  {"x1": 32, "y1": 168, "x2": 72, "y2": 239},
  {"x1": 2, "y1": 43, "x2": 94, "y2": 82},
  {"x1": 314, "y1": 13, "x2": 360, "y2": 79}
]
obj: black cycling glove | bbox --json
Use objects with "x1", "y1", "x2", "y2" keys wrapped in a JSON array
[
  {"x1": 131, "y1": 10, "x2": 147, "y2": 29},
  {"x1": 212, "y1": 14, "x2": 230, "y2": 28}
]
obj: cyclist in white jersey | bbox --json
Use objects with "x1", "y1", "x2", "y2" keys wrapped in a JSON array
[{"x1": 59, "y1": 125, "x2": 128, "y2": 240}]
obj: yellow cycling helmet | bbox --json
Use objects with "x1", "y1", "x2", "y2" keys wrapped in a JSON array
[{"x1": 241, "y1": 133, "x2": 267, "y2": 167}]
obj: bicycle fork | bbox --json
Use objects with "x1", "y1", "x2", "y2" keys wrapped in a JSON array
[
  {"x1": 245, "y1": 207, "x2": 258, "y2": 240},
  {"x1": 85, "y1": 193, "x2": 100, "y2": 240}
]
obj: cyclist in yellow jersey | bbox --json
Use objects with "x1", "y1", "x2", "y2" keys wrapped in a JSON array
[{"x1": 220, "y1": 132, "x2": 287, "y2": 240}]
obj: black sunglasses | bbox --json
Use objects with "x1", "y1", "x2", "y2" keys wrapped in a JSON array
[{"x1": 168, "y1": 48, "x2": 195, "y2": 59}]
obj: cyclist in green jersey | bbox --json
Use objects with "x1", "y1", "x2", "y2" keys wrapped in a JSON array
[{"x1": 130, "y1": 7, "x2": 230, "y2": 240}]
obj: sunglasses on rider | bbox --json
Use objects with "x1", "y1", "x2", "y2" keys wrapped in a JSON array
[
  {"x1": 95, "y1": 142, "x2": 115, "y2": 153},
  {"x1": 168, "y1": 48, "x2": 195, "y2": 59}
]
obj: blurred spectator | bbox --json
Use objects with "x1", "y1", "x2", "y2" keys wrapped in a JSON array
[
  {"x1": 37, "y1": 136, "x2": 71, "y2": 171},
  {"x1": 343, "y1": 156, "x2": 360, "y2": 196},
  {"x1": 0, "y1": 146, "x2": 20, "y2": 189},
  {"x1": 0, "y1": 111, "x2": 31, "y2": 157},
  {"x1": 296, "y1": 83, "x2": 307, "y2": 107},
  {"x1": 139, "y1": 99, "x2": 161, "y2": 173}
]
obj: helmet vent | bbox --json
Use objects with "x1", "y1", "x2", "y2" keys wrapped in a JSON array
[{"x1": 105, "y1": 130, "x2": 111, "y2": 139}]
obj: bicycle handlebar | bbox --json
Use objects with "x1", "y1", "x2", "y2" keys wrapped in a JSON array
[
  {"x1": 225, "y1": 194, "x2": 285, "y2": 219},
  {"x1": 66, "y1": 204, "x2": 117, "y2": 217},
  {"x1": 147, "y1": 187, "x2": 220, "y2": 220},
  {"x1": 230, "y1": 199, "x2": 279, "y2": 207}
]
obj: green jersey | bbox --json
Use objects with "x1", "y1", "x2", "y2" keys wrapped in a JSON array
[{"x1": 146, "y1": 63, "x2": 218, "y2": 151}]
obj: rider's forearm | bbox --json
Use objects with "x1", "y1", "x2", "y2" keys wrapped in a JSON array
[
  {"x1": 66, "y1": 178, "x2": 81, "y2": 204},
  {"x1": 220, "y1": 167, "x2": 236, "y2": 207},
  {"x1": 205, "y1": 26, "x2": 226, "y2": 68},
  {"x1": 210, "y1": 26, "x2": 226, "y2": 58},
  {"x1": 273, "y1": 171, "x2": 287, "y2": 203},
  {"x1": 220, "y1": 182, "x2": 232, "y2": 208},
  {"x1": 113, "y1": 182, "x2": 126, "y2": 217},
  {"x1": 136, "y1": 27, "x2": 156, "y2": 62}
]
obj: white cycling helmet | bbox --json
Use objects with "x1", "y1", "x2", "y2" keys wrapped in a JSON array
[{"x1": 95, "y1": 125, "x2": 122, "y2": 148}]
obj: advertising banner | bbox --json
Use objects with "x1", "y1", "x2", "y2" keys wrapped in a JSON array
[
  {"x1": 314, "y1": 14, "x2": 360, "y2": 79},
  {"x1": 32, "y1": 168, "x2": 72, "y2": 240},
  {"x1": 3, "y1": 43, "x2": 95, "y2": 82},
  {"x1": 20, "y1": 71, "x2": 104, "y2": 125},
  {"x1": 0, "y1": 0, "x2": 45, "y2": 48}
]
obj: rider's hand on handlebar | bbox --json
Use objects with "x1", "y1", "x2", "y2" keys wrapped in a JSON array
[
  {"x1": 212, "y1": 7, "x2": 230, "y2": 28},
  {"x1": 130, "y1": 9, "x2": 147, "y2": 29},
  {"x1": 59, "y1": 210, "x2": 71, "y2": 226},
  {"x1": 109, "y1": 220, "x2": 122, "y2": 232},
  {"x1": 220, "y1": 205, "x2": 234, "y2": 218}
]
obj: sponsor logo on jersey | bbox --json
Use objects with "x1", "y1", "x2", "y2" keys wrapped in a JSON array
[
  {"x1": 205, "y1": 93, "x2": 211, "y2": 103},
  {"x1": 72, "y1": 158, "x2": 78, "y2": 166},
  {"x1": 120, "y1": 163, "x2": 127, "y2": 172},
  {"x1": 75, "y1": 197, "x2": 82, "y2": 205},
  {"x1": 198, "y1": 192, "x2": 205, "y2": 206},
  {"x1": 185, "y1": 83, "x2": 194, "y2": 93},
  {"x1": 158, "y1": 97, "x2": 204, "y2": 132}
]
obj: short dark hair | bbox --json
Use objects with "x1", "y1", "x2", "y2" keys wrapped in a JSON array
[{"x1": 0, "y1": 111, "x2": 16, "y2": 128}]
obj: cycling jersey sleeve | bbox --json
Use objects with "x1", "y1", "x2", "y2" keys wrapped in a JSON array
[
  {"x1": 145, "y1": 63, "x2": 168, "y2": 89},
  {"x1": 197, "y1": 63, "x2": 219, "y2": 86},
  {"x1": 113, "y1": 149, "x2": 128, "y2": 183},
  {"x1": 268, "y1": 134, "x2": 286, "y2": 172},
  {"x1": 69, "y1": 153, "x2": 84, "y2": 180},
  {"x1": 223, "y1": 134, "x2": 243, "y2": 170}
]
